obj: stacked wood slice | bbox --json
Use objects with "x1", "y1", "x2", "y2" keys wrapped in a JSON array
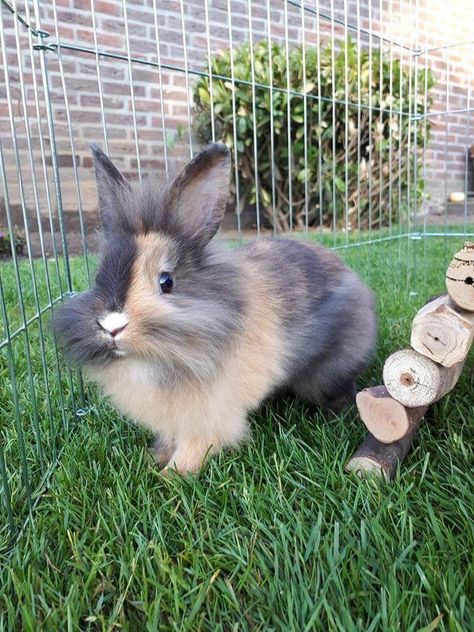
[
  {"x1": 347, "y1": 242, "x2": 474, "y2": 480},
  {"x1": 446, "y1": 242, "x2": 474, "y2": 311}
]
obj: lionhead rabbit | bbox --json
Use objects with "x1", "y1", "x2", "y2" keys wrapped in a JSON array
[{"x1": 54, "y1": 142, "x2": 377, "y2": 473}]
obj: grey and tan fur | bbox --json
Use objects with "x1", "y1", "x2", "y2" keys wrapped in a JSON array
[{"x1": 53, "y1": 143, "x2": 377, "y2": 473}]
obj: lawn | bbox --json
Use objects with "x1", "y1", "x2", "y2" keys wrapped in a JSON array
[{"x1": 0, "y1": 233, "x2": 473, "y2": 631}]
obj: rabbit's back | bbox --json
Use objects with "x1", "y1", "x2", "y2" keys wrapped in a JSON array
[{"x1": 237, "y1": 238, "x2": 377, "y2": 394}]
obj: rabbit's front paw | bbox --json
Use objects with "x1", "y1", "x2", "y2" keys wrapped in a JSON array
[
  {"x1": 149, "y1": 436, "x2": 175, "y2": 469},
  {"x1": 162, "y1": 439, "x2": 213, "y2": 475},
  {"x1": 322, "y1": 378, "x2": 357, "y2": 412}
]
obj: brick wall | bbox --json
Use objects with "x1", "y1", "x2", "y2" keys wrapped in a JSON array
[
  {"x1": 1, "y1": 0, "x2": 473, "y2": 244},
  {"x1": 415, "y1": 0, "x2": 474, "y2": 217}
]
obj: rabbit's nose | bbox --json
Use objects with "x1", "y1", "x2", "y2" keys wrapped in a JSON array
[
  {"x1": 98, "y1": 312, "x2": 129, "y2": 338},
  {"x1": 109, "y1": 324, "x2": 127, "y2": 338}
]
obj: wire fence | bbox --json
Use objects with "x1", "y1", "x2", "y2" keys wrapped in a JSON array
[{"x1": 0, "y1": 0, "x2": 473, "y2": 552}]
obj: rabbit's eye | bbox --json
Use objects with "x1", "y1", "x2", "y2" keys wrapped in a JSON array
[{"x1": 159, "y1": 272, "x2": 174, "y2": 294}]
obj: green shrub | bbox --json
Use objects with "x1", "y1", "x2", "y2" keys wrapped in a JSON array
[
  {"x1": 193, "y1": 39, "x2": 433, "y2": 231},
  {"x1": 0, "y1": 228, "x2": 25, "y2": 258}
]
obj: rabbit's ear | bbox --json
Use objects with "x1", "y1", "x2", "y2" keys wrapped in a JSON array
[
  {"x1": 90, "y1": 143, "x2": 130, "y2": 232},
  {"x1": 168, "y1": 143, "x2": 231, "y2": 246}
]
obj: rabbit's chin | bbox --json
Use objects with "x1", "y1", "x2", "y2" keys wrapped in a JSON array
[{"x1": 110, "y1": 348, "x2": 128, "y2": 359}]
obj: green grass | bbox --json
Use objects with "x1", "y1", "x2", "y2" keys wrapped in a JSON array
[{"x1": 0, "y1": 234, "x2": 473, "y2": 631}]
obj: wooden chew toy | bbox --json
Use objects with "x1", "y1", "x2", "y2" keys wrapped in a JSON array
[
  {"x1": 346, "y1": 428, "x2": 417, "y2": 481},
  {"x1": 383, "y1": 348, "x2": 464, "y2": 407},
  {"x1": 445, "y1": 242, "x2": 474, "y2": 312},
  {"x1": 347, "y1": 243, "x2": 473, "y2": 480},
  {"x1": 355, "y1": 386, "x2": 428, "y2": 443},
  {"x1": 410, "y1": 294, "x2": 474, "y2": 367}
]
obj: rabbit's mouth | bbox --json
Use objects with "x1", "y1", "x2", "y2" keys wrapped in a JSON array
[
  {"x1": 102, "y1": 336, "x2": 128, "y2": 359},
  {"x1": 89, "y1": 331, "x2": 128, "y2": 362},
  {"x1": 112, "y1": 347, "x2": 127, "y2": 358}
]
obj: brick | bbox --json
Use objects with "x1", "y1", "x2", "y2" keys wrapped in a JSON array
[
  {"x1": 170, "y1": 104, "x2": 189, "y2": 117},
  {"x1": 156, "y1": 0, "x2": 179, "y2": 10},
  {"x1": 125, "y1": 21, "x2": 152, "y2": 37},
  {"x1": 79, "y1": 94, "x2": 125, "y2": 109},
  {"x1": 75, "y1": 0, "x2": 122, "y2": 15},
  {"x1": 132, "y1": 99, "x2": 162, "y2": 112},
  {"x1": 78, "y1": 63, "x2": 126, "y2": 81},
  {"x1": 102, "y1": 126, "x2": 133, "y2": 141},
  {"x1": 45, "y1": 153, "x2": 80, "y2": 167},
  {"x1": 53, "y1": 8, "x2": 94, "y2": 26},
  {"x1": 53, "y1": 76, "x2": 99, "y2": 92},
  {"x1": 57, "y1": 109, "x2": 103, "y2": 124},
  {"x1": 50, "y1": 25, "x2": 77, "y2": 39},
  {"x1": 103, "y1": 82, "x2": 145, "y2": 96},
  {"x1": 130, "y1": 62, "x2": 157, "y2": 76},
  {"x1": 96, "y1": 19, "x2": 124, "y2": 36},
  {"x1": 134, "y1": 128, "x2": 165, "y2": 141},
  {"x1": 191, "y1": 36, "x2": 228, "y2": 50},
  {"x1": 106, "y1": 112, "x2": 148, "y2": 126},
  {"x1": 130, "y1": 158, "x2": 166, "y2": 170},
  {"x1": 81, "y1": 155, "x2": 94, "y2": 168},
  {"x1": 128, "y1": 38, "x2": 158, "y2": 55},
  {"x1": 158, "y1": 29, "x2": 185, "y2": 45}
]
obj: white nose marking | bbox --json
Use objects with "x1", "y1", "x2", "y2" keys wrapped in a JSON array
[{"x1": 98, "y1": 312, "x2": 129, "y2": 337}]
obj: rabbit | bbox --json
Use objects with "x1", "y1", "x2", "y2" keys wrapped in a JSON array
[{"x1": 53, "y1": 142, "x2": 377, "y2": 474}]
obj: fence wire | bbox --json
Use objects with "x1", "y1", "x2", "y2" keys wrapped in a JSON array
[{"x1": 0, "y1": 0, "x2": 473, "y2": 551}]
